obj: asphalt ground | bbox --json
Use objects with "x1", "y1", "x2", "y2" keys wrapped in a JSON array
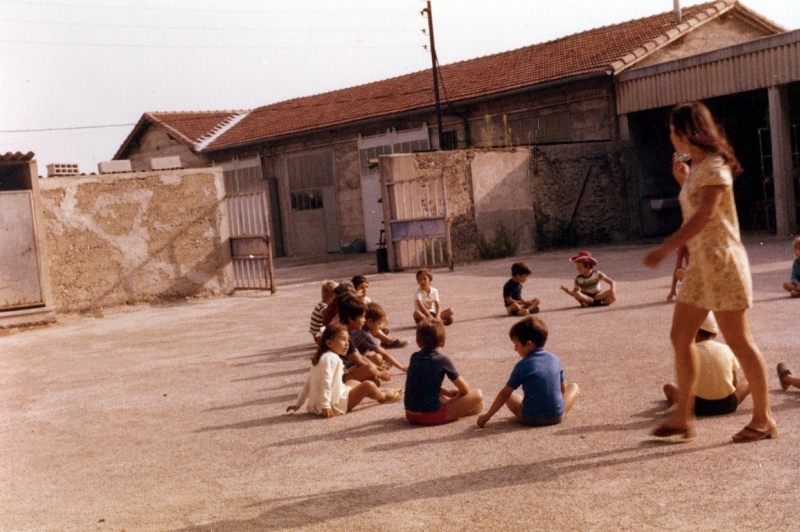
[{"x1": 2, "y1": 235, "x2": 799, "y2": 531}]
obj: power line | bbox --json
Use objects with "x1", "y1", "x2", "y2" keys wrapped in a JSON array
[
  {"x1": 0, "y1": 17, "x2": 419, "y2": 33},
  {"x1": 0, "y1": 123, "x2": 135, "y2": 133},
  {"x1": 0, "y1": 0, "x2": 411, "y2": 15},
  {"x1": 0, "y1": 39, "x2": 420, "y2": 49}
]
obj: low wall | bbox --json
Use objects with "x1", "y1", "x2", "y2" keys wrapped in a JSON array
[{"x1": 38, "y1": 168, "x2": 234, "y2": 311}]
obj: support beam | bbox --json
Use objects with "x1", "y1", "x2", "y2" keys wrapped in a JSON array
[{"x1": 768, "y1": 85, "x2": 796, "y2": 236}]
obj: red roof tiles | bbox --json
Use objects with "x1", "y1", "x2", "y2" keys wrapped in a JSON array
[{"x1": 117, "y1": 1, "x2": 782, "y2": 156}]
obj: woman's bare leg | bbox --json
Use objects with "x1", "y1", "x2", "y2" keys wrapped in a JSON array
[
  {"x1": 715, "y1": 309, "x2": 776, "y2": 433},
  {"x1": 658, "y1": 302, "x2": 708, "y2": 432}
]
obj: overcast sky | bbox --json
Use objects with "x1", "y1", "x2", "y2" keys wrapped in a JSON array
[{"x1": 1, "y1": 0, "x2": 798, "y2": 175}]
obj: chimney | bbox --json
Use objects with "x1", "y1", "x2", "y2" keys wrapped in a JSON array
[{"x1": 674, "y1": 0, "x2": 681, "y2": 23}]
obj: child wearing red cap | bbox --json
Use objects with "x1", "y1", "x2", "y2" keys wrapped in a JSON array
[{"x1": 559, "y1": 250, "x2": 616, "y2": 307}]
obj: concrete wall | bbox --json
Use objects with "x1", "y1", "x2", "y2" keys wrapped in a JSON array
[
  {"x1": 37, "y1": 168, "x2": 234, "y2": 311},
  {"x1": 126, "y1": 127, "x2": 209, "y2": 172}
]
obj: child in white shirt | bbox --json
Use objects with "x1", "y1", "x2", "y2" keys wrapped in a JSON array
[{"x1": 413, "y1": 269, "x2": 454, "y2": 326}]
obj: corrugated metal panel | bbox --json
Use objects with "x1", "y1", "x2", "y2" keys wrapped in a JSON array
[{"x1": 617, "y1": 30, "x2": 800, "y2": 114}]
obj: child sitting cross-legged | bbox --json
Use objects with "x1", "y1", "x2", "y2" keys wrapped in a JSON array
[
  {"x1": 503, "y1": 262, "x2": 540, "y2": 316},
  {"x1": 286, "y1": 324, "x2": 403, "y2": 418},
  {"x1": 309, "y1": 280, "x2": 338, "y2": 344},
  {"x1": 404, "y1": 319, "x2": 484, "y2": 426},
  {"x1": 560, "y1": 250, "x2": 616, "y2": 307},
  {"x1": 477, "y1": 315, "x2": 579, "y2": 428},
  {"x1": 350, "y1": 302, "x2": 408, "y2": 372},
  {"x1": 413, "y1": 268, "x2": 454, "y2": 326}
]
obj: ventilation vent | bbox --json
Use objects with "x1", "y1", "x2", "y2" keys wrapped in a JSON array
[{"x1": 46, "y1": 163, "x2": 79, "y2": 177}]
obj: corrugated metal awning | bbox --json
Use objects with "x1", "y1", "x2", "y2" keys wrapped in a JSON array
[{"x1": 616, "y1": 29, "x2": 800, "y2": 114}]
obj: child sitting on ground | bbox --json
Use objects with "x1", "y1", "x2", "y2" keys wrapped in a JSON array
[
  {"x1": 413, "y1": 268, "x2": 454, "y2": 325},
  {"x1": 352, "y1": 274, "x2": 409, "y2": 349},
  {"x1": 560, "y1": 251, "x2": 616, "y2": 307},
  {"x1": 338, "y1": 296, "x2": 394, "y2": 384},
  {"x1": 309, "y1": 280, "x2": 338, "y2": 344},
  {"x1": 667, "y1": 245, "x2": 689, "y2": 302},
  {"x1": 477, "y1": 315, "x2": 579, "y2": 428},
  {"x1": 350, "y1": 302, "x2": 408, "y2": 372},
  {"x1": 287, "y1": 324, "x2": 403, "y2": 418},
  {"x1": 404, "y1": 318, "x2": 484, "y2": 425},
  {"x1": 322, "y1": 282, "x2": 355, "y2": 328},
  {"x1": 782, "y1": 235, "x2": 800, "y2": 298},
  {"x1": 503, "y1": 262, "x2": 540, "y2": 316},
  {"x1": 777, "y1": 362, "x2": 800, "y2": 391},
  {"x1": 662, "y1": 312, "x2": 750, "y2": 416}
]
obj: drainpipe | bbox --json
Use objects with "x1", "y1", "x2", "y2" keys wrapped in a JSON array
[{"x1": 674, "y1": 0, "x2": 681, "y2": 23}]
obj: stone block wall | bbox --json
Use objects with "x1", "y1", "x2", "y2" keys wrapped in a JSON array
[{"x1": 37, "y1": 168, "x2": 234, "y2": 311}]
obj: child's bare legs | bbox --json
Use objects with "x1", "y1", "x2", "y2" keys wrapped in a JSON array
[
  {"x1": 345, "y1": 380, "x2": 402, "y2": 411},
  {"x1": 346, "y1": 363, "x2": 392, "y2": 383},
  {"x1": 365, "y1": 352, "x2": 385, "y2": 367},
  {"x1": 715, "y1": 309, "x2": 776, "y2": 436},
  {"x1": 378, "y1": 351, "x2": 407, "y2": 372},
  {"x1": 777, "y1": 363, "x2": 800, "y2": 390},
  {"x1": 782, "y1": 282, "x2": 800, "y2": 296},
  {"x1": 594, "y1": 289, "x2": 616, "y2": 306},
  {"x1": 655, "y1": 302, "x2": 707, "y2": 434},
  {"x1": 444, "y1": 389, "x2": 484, "y2": 421},
  {"x1": 505, "y1": 384, "x2": 578, "y2": 421},
  {"x1": 440, "y1": 307, "x2": 455, "y2": 325},
  {"x1": 560, "y1": 286, "x2": 593, "y2": 305},
  {"x1": 507, "y1": 300, "x2": 539, "y2": 316}
]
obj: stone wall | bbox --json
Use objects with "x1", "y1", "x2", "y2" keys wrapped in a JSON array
[
  {"x1": 37, "y1": 168, "x2": 234, "y2": 311},
  {"x1": 531, "y1": 142, "x2": 632, "y2": 249}
]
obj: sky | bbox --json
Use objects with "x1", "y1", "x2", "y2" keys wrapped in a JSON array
[{"x1": 1, "y1": 0, "x2": 798, "y2": 175}]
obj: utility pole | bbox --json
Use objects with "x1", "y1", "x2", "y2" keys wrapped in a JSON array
[{"x1": 422, "y1": 1, "x2": 444, "y2": 149}]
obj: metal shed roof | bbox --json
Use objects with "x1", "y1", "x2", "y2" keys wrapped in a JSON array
[{"x1": 616, "y1": 28, "x2": 800, "y2": 114}]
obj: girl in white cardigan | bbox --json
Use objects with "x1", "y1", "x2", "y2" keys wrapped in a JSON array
[{"x1": 287, "y1": 323, "x2": 403, "y2": 418}]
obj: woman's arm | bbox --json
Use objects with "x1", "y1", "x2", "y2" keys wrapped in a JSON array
[{"x1": 643, "y1": 185, "x2": 724, "y2": 268}]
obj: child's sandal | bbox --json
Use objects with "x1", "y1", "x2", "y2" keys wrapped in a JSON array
[{"x1": 381, "y1": 388, "x2": 404, "y2": 404}]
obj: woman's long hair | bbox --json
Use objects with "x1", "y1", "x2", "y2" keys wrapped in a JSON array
[
  {"x1": 670, "y1": 101, "x2": 743, "y2": 177},
  {"x1": 312, "y1": 323, "x2": 347, "y2": 366}
]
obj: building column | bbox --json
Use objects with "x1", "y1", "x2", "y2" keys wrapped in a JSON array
[{"x1": 768, "y1": 85, "x2": 796, "y2": 236}]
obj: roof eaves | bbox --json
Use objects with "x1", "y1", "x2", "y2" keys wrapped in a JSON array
[
  {"x1": 145, "y1": 112, "x2": 200, "y2": 151},
  {"x1": 609, "y1": 0, "x2": 736, "y2": 75},
  {"x1": 113, "y1": 114, "x2": 152, "y2": 160}
]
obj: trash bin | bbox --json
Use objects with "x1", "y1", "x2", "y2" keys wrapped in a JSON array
[{"x1": 376, "y1": 248, "x2": 389, "y2": 273}]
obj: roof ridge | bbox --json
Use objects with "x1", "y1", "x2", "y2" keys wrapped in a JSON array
[
  {"x1": 609, "y1": 0, "x2": 735, "y2": 73},
  {"x1": 194, "y1": 112, "x2": 251, "y2": 151}
]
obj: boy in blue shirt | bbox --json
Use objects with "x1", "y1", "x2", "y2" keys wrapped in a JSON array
[{"x1": 477, "y1": 315, "x2": 579, "y2": 428}]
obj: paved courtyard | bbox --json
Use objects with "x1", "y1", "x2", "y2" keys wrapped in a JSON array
[{"x1": 2, "y1": 236, "x2": 799, "y2": 531}]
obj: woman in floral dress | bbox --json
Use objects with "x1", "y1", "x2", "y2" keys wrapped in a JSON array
[{"x1": 643, "y1": 101, "x2": 776, "y2": 442}]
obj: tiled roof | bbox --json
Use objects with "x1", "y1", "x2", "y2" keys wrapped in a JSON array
[
  {"x1": 117, "y1": 1, "x2": 783, "y2": 157},
  {"x1": 114, "y1": 110, "x2": 248, "y2": 159},
  {"x1": 0, "y1": 151, "x2": 35, "y2": 162}
]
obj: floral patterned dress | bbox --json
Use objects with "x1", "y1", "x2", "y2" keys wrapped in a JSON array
[{"x1": 676, "y1": 154, "x2": 752, "y2": 310}]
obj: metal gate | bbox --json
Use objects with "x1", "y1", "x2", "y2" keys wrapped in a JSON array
[
  {"x1": 382, "y1": 175, "x2": 453, "y2": 272},
  {"x1": 226, "y1": 190, "x2": 276, "y2": 292}
]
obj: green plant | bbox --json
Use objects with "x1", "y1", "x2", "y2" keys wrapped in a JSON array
[{"x1": 478, "y1": 221, "x2": 519, "y2": 259}]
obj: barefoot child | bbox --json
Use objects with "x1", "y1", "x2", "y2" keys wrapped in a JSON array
[
  {"x1": 404, "y1": 319, "x2": 484, "y2": 425},
  {"x1": 287, "y1": 324, "x2": 403, "y2": 418},
  {"x1": 350, "y1": 302, "x2": 408, "y2": 372},
  {"x1": 413, "y1": 268, "x2": 454, "y2": 325},
  {"x1": 782, "y1": 236, "x2": 800, "y2": 298},
  {"x1": 662, "y1": 312, "x2": 750, "y2": 416},
  {"x1": 477, "y1": 315, "x2": 579, "y2": 428},
  {"x1": 777, "y1": 362, "x2": 800, "y2": 391},
  {"x1": 503, "y1": 262, "x2": 540, "y2": 316},
  {"x1": 560, "y1": 251, "x2": 616, "y2": 307}
]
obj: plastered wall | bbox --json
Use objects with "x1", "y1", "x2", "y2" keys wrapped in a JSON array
[{"x1": 38, "y1": 168, "x2": 234, "y2": 311}]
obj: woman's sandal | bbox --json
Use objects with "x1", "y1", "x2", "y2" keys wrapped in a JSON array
[
  {"x1": 777, "y1": 362, "x2": 792, "y2": 391},
  {"x1": 380, "y1": 388, "x2": 404, "y2": 404},
  {"x1": 732, "y1": 426, "x2": 778, "y2": 443},
  {"x1": 651, "y1": 424, "x2": 695, "y2": 440}
]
